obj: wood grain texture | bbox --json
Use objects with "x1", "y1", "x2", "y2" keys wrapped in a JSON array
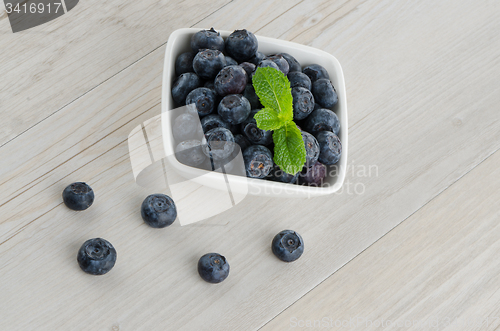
[
  {"x1": 261, "y1": 150, "x2": 500, "y2": 331},
  {"x1": 0, "y1": 0, "x2": 499, "y2": 330}
]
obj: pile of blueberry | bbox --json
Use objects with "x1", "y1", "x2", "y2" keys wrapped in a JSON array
[
  {"x1": 63, "y1": 183, "x2": 303, "y2": 283},
  {"x1": 172, "y1": 28, "x2": 342, "y2": 186}
]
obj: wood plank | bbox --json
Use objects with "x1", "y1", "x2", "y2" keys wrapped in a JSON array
[
  {"x1": 0, "y1": 0, "x2": 499, "y2": 330},
  {"x1": 261, "y1": 150, "x2": 500, "y2": 331}
]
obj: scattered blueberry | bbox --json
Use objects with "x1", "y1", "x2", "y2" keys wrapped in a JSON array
[
  {"x1": 266, "y1": 54, "x2": 290, "y2": 75},
  {"x1": 271, "y1": 230, "x2": 304, "y2": 262},
  {"x1": 292, "y1": 87, "x2": 315, "y2": 120},
  {"x1": 77, "y1": 238, "x2": 117, "y2": 275},
  {"x1": 172, "y1": 72, "x2": 201, "y2": 105},
  {"x1": 193, "y1": 49, "x2": 226, "y2": 80},
  {"x1": 224, "y1": 56, "x2": 238, "y2": 66},
  {"x1": 191, "y1": 28, "x2": 225, "y2": 53},
  {"x1": 241, "y1": 110, "x2": 273, "y2": 145},
  {"x1": 186, "y1": 87, "x2": 216, "y2": 117},
  {"x1": 201, "y1": 114, "x2": 231, "y2": 133},
  {"x1": 202, "y1": 127, "x2": 235, "y2": 161},
  {"x1": 303, "y1": 64, "x2": 330, "y2": 82},
  {"x1": 243, "y1": 145, "x2": 273, "y2": 179},
  {"x1": 243, "y1": 84, "x2": 262, "y2": 109},
  {"x1": 302, "y1": 131, "x2": 320, "y2": 166},
  {"x1": 316, "y1": 131, "x2": 342, "y2": 165},
  {"x1": 198, "y1": 253, "x2": 230, "y2": 284},
  {"x1": 299, "y1": 161, "x2": 327, "y2": 186},
  {"x1": 175, "y1": 140, "x2": 206, "y2": 167},
  {"x1": 175, "y1": 52, "x2": 195, "y2": 76},
  {"x1": 248, "y1": 51, "x2": 266, "y2": 65},
  {"x1": 303, "y1": 108, "x2": 340, "y2": 136},
  {"x1": 312, "y1": 78, "x2": 338, "y2": 109},
  {"x1": 141, "y1": 193, "x2": 177, "y2": 228},
  {"x1": 279, "y1": 52, "x2": 301, "y2": 72},
  {"x1": 173, "y1": 113, "x2": 201, "y2": 142},
  {"x1": 62, "y1": 182, "x2": 94, "y2": 211},
  {"x1": 218, "y1": 94, "x2": 251, "y2": 125},
  {"x1": 288, "y1": 71, "x2": 312, "y2": 90},
  {"x1": 225, "y1": 29, "x2": 258, "y2": 62},
  {"x1": 214, "y1": 65, "x2": 247, "y2": 96}
]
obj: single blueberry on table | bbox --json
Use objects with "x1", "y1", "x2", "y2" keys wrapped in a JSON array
[
  {"x1": 77, "y1": 238, "x2": 116, "y2": 275},
  {"x1": 201, "y1": 114, "x2": 231, "y2": 133},
  {"x1": 172, "y1": 72, "x2": 201, "y2": 105},
  {"x1": 141, "y1": 194, "x2": 177, "y2": 228},
  {"x1": 218, "y1": 94, "x2": 251, "y2": 125},
  {"x1": 175, "y1": 140, "x2": 206, "y2": 167},
  {"x1": 191, "y1": 28, "x2": 225, "y2": 53},
  {"x1": 173, "y1": 113, "x2": 201, "y2": 142},
  {"x1": 243, "y1": 145, "x2": 273, "y2": 179},
  {"x1": 272, "y1": 230, "x2": 304, "y2": 262},
  {"x1": 186, "y1": 87, "x2": 216, "y2": 117},
  {"x1": 224, "y1": 56, "x2": 238, "y2": 66},
  {"x1": 241, "y1": 110, "x2": 273, "y2": 145},
  {"x1": 175, "y1": 52, "x2": 195, "y2": 76},
  {"x1": 202, "y1": 127, "x2": 235, "y2": 161},
  {"x1": 299, "y1": 161, "x2": 327, "y2": 186},
  {"x1": 302, "y1": 131, "x2": 320, "y2": 166},
  {"x1": 266, "y1": 54, "x2": 290, "y2": 75},
  {"x1": 312, "y1": 78, "x2": 338, "y2": 109},
  {"x1": 287, "y1": 71, "x2": 312, "y2": 91},
  {"x1": 193, "y1": 49, "x2": 226, "y2": 80},
  {"x1": 243, "y1": 84, "x2": 262, "y2": 109},
  {"x1": 303, "y1": 108, "x2": 340, "y2": 136},
  {"x1": 62, "y1": 182, "x2": 94, "y2": 211},
  {"x1": 214, "y1": 65, "x2": 247, "y2": 96},
  {"x1": 279, "y1": 52, "x2": 301, "y2": 72},
  {"x1": 292, "y1": 87, "x2": 315, "y2": 120},
  {"x1": 316, "y1": 131, "x2": 342, "y2": 165},
  {"x1": 225, "y1": 29, "x2": 258, "y2": 62},
  {"x1": 198, "y1": 253, "x2": 230, "y2": 284},
  {"x1": 302, "y1": 64, "x2": 330, "y2": 82}
]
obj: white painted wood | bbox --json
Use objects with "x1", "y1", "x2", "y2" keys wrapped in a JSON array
[
  {"x1": 262, "y1": 150, "x2": 500, "y2": 331},
  {"x1": 0, "y1": 0, "x2": 498, "y2": 330}
]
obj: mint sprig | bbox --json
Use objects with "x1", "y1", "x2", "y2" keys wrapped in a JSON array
[{"x1": 252, "y1": 67, "x2": 306, "y2": 175}]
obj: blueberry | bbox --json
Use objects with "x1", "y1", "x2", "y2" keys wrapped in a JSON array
[
  {"x1": 287, "y1": 71, "x2": 311, "y2": 90},
  {"x1": 316, "y1": 131, "x2": 342, "y2": 165},
  {"x1": 173, "y1": 113, "x2": 201, "y2": 142},
  {"x1": 218, "y1": 94, "x2": 251, "y2": 125},
  {"x1": 175, "y1": 140, "x2": 206, "y2": 167},
  {"x1": 243, "y1": 84, "x2": 262, "y2": 109},
  {"x1": 239, "y1": 62, "x2": 256, "y2": 82},
  {"x1": 77, "y1": 238, "x2": 116, "y2": 275},
  {"x1": 225, "y1": 29, "x2": 258, "y2": 62},
  {"x1": 292, "y1": 87, "x2": 315, "y2": 120},
  {"x1": 303, "y1": 64, "x2": 330, "y2": 82},
  {"x1": 279, "y1": 52, "x2": 301, "y2": 72},
  {"x1": 62, "y1": 182, "x2": 94, "y2": 211},
  {"x1": 312, "y1": 78, "x2": 338, "y2": 109},
  {"x1": 198, "y1": 253, "x2": 230, "y2": 284},
  {"x1": 224, "y1": 56, "x2": 238, "y2": 66},
  {"x1": 302, "y1": 131, "x2": 320, "y2": 166},
  {"x1": 172, "y1": 72, "x2": 201, "y2": 105},
  {"x1": 303, "y1": 108, "x2": 340, "y2": 136},
  {"x1": 191, "y1": 28, "x2": 225, "y2": 53},
  {"x1": 299, "y1": 161, "x2": 327, "y2": 186},
  {"x1": 234, "y1": 134, "x2": 251, "y2": 152},
  {"x1": 175, "y1": 52, "x2": 195, "y2": 76},
  {"x1": 271, "y1": 230, "x2": 304, "y2": 262},
  {"x1": 193, "y1": 49, "x2": 226, "y2": 80},
  {"x1": 243, "y1": 145, "x2": 273, "y2": 179},
  {"x1": 201, "y1": 114, "x2": 231, "y2": 133},
  {"x1": 204, "y1": 80, "x2": 215, "y2": 90},
  {"x1": 257, "y1": 59, "x2": 280, "y2": 71},
  {"x1": 186, "y1": 87, "x2": 216, "y2": 116},
  {"x1": 214, "y1": 65, "x2": 247, "y2": 96},
  {"x1": 202, "y1": 127, "x2": 235, "y2": 161},
  {"x1": 241, "y1": 110, "x2": 273, "y2": 145},
  {"x1": 248, "y1": 51, "x2": 266, "y2": 65},
  {"x1": 269, "y1": 164, "x2": 299, "y2": 184},
  {"x1": 141, "y1": 194, "x2": 177, "y2": 228},
  {"x1": 266, "y1": 54, "x2": 290, "y2": 75}
]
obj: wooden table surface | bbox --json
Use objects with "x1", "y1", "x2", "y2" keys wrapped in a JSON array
[{"x1": 1, "y1": 0, "x2": 499, "y2": 330}]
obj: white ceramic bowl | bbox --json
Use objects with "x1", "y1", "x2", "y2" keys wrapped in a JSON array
[{"x1": 162, "y1": 28, "x2": 348, "y2": 198}]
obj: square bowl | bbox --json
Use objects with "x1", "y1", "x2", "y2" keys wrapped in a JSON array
[{"x1": 162, "y1": 28, "x2": 348, "y2": 198}]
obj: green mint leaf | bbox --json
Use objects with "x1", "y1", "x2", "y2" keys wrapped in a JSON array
[
  {"x1": 252, "y1": 67, "x2": 293, "y2": 123},
  {"x1": 254, "y1": 108, "x2": 282, "y2": 130},
  {"x1": 272, "y1": 122, "x2": 306, "y2": 175}
]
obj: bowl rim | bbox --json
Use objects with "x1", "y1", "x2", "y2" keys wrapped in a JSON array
[{"x1": 161, "y1": 28, "x2": 348, "y2": 197}]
